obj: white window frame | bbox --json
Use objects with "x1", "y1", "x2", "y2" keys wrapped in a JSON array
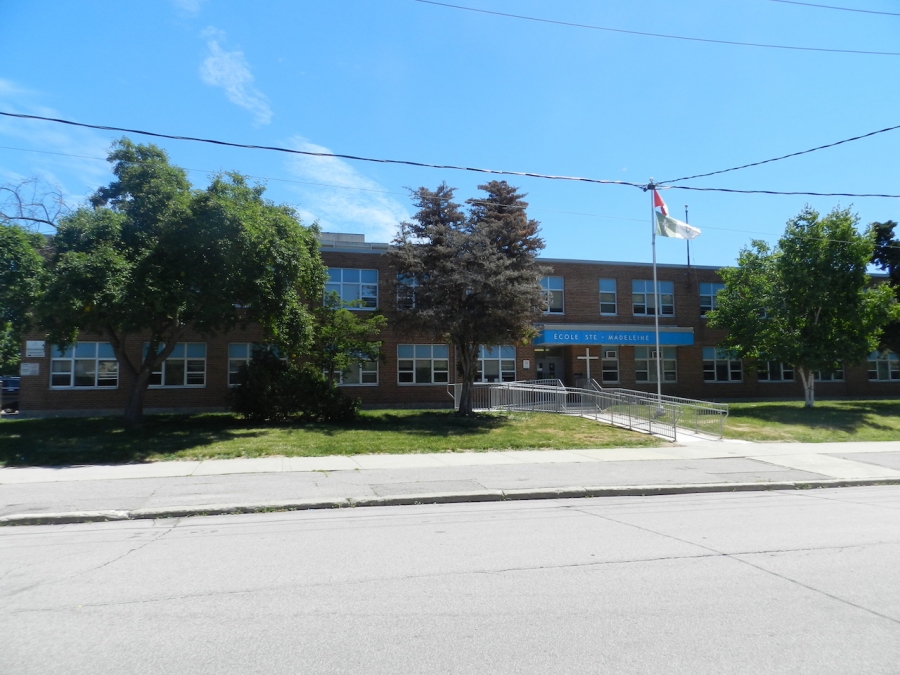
[
  {"x1": 601, "y1": 347, "x2": 619, "y2": 384},
  {"x1": 699, "y1": 282, "x2": 725, "y2": 317},
  {"x1": 703, "y1": 347, "x2": 742, "y2": 382},
  {"x1": 336, "y1": 360, "x2": 379, "y2": 386},
  {"x1": 634, "y1": 346, "x2": 677, "y2": 383},
  {"x1": 758, "y1": 362, "x2": 794, "y2": 382},
  {"x1": 325, "y1": 268, "x2": 378, "y2": 309},
  {"x1": 541, "y1": 276, "x2": 564, "y2": 314},
  {"x1": 633, "y1": 280, "x2": 674, "y2": 316},
  {"x1": 396, "y1": 274, "x2": 418, "y2": 310},
  {"x1": 50, "y1": 342, "x2": 119, "y2": 388},
  {"x1": 814, "y1": 367, "x2": 844, "y2": 382},
  {"x1": 146, "y1": 342, "x2": 207, "y2": 388},
  {"x1": 227, "y1": 343, "x2": 283, "y2": 386},
  {"x1": 867, "y1": 351, "x2": 900, "y2": 381},
  {"x1": 476, "y1": 345, "x2": 516, "y2": 383},
  {"x1": 397, "y1": 344, "x2": 450, "y2": 385},
  {"x1": 599, "y1": 279, "x2": 617, "y2": 315}
]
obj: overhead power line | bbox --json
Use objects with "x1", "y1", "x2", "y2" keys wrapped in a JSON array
[
  {"x1": 413, "y1": 0, "x2": 900, "y2": 56},
  {"x1": 769, "y1": 0, "x2": 900, "y2": 17},
  {"x1": 2, "y1": 110, "x2": 900, "y2": 198},
  {"x1": 658, "y1": 122, "x2": 900, "y2": 185},
  {"x1": 0, "y1": 111, "x2": 643, "y2": 189}
]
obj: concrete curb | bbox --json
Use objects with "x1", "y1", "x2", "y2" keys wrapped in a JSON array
[{"x1": 2, "y1": 477, "x2": 898, "y2": 526}]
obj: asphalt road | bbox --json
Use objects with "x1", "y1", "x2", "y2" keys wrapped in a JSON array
[{"x1": 2, "y1": 486, "x2": 899, "y2": 674}]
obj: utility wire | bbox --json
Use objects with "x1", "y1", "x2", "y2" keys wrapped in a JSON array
[
  {"x1": 3, "y1": 111, "x2": 900, "y2": 198},
  {"x1": 413, "y1": 0, "x2": 900, "y2": 56},
  {"x1": 0, "y1": 111, "x2": 643, "y2": 189},
  {"x1": 658, "y1": 122, "x2": 900, "y2": 185},
  {"x1": 769, "y1": 0, "x2": 900, "y2": 17},
  {"x1": 0, "y1": 144, "x2": 648, "y2": 222}
]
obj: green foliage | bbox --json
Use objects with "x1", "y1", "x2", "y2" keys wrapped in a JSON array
[
  {"x1": 709, "y1": 206, "x2": 898, "y2": 406},
  {"x1": 230, "y1": 348, "x2": 360, "y2": 423},
  {"x1": 871, "y1": 220, "x2": 900, "y2": 352},
  {"x1": 38, "y1": 138, "x2": 326, "y2": 423},
  {"x1": 388, "y1": 181, "x2": 547, "y2": 415},
  {"x1": 313, "y1": 293, "x2": 386, "y2": 384},
  {"x1": 0, "y1": 223, "x2": 46, "y2": 373}
]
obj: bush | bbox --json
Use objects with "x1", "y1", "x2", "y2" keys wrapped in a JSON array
[{"x1": 230, "y1": 349, "x2": 360, "y2": 424}]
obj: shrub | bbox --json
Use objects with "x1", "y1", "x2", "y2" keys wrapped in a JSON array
[{"x1": 230, "y1": 349, "x2": 360, "y2": 423}]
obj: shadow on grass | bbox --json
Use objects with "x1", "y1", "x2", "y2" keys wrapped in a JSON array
[
  {"x1": 729, "y1": 401, "x2": 900, "y2": 435},
  {"x1": 0, "y1": 410, "x2": 509, "y2": 467}
]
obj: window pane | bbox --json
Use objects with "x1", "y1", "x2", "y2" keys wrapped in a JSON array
[
  {"x1": 169, "y1": 343, "x2": 185, "y2": 358},
  {"x1": 164, "y1": 362, "x2": 185, "y2": 386},
  {"x1": 415, "y1": 345, "x2": 432, "y2": 358},
  {"x1": 432, "y1": 345, "x2": 449, "y2": 358},
  {"x1": 360, "y1": 269, "x2": 378, "y2": 283},
  {"x1": 97, "y1": 343, "x2": 115, "y2": 358},
  {"x1": 343, "y1": 268, "x2": 360, "y2": 283},
  {"x1": 187, "y1": 343, "x2": 206, "y2": 358},
  {"x1": 74, "y1": 343, "x2": 95, "y2": 358},
  {"x1": 229, "y1": 343, "x2": 249, "y2": 359},
  {"x1": 398, "y1": 345, "x2": 414, "y2": 358},
  {"x1": 415, "y1": 364, "x2": 432, "y2": 383},
  {"x1": 74, "y1": 360, "x2": 96, "y2": 386}
]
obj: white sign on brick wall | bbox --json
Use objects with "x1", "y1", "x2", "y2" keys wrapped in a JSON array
[
  {"x1": 25, "y1": 341, "x2": 45, "y2": 358},
  {"x1": 20, "y1": 363, "x2": 40, "y2": 376}
]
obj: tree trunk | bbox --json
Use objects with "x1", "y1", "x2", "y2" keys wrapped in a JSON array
[
  {"x1": 797, "y1": 367, "x2": 815, "y2": 408},
  {"x1": 123, "y1": 368, "x2": 153, "y2": 426},
  {"x1": 456, "y1": 343, "x2": 478, "y2": 416}
]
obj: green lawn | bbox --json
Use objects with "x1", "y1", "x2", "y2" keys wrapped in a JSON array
[
  {"x1": 724, "y1": 400, "x2": 900, "y2": 442},
  {"x1": 3, "y1": 400, "x2": 898, "y2": 468},
  {"x1": 0, "y1": 409, "x2": 662, "y2": 467}
]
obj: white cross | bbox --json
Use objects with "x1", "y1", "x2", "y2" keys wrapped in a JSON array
[{"x1": 576, "y1": 348, "x2": 600, "y2": 383}]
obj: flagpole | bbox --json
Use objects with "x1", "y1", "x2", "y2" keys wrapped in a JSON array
[
  {"x1": 650, "y1": 181, "x2": 663, "y2": 407},
  {"x1": 685, "y1": 204, "x2": 691, "y2": 268}
]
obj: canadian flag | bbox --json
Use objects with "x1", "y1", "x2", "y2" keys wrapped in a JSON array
[{"x1": 653, "y1": 190, "x2": 700, "y2": 240}]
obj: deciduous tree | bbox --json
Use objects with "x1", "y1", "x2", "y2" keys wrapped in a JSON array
[
  {"x1": 39, "y1": 138, "x2": 326, "y2": 424},
  {"x1": 708, "y1": 206, "x2": 897, "y2": 407},
  {"x1": 388, "y1": 181, "x2": 547, "y2": 415},
  {"x1": 0, "y1": 223, "x2": 45, "y2": 374}
]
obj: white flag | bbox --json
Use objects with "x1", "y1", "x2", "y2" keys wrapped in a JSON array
[
  {"x1": 655, "y1": 211, "x2": 701, "y2": 240},
  {"x1": 653, "y1": 190, "x2": 700, "y2": 239}
]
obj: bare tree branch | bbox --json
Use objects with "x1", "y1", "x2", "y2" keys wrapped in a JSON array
[{"x1": 0, "y1": 177, "x2": 69, "y2": 230}]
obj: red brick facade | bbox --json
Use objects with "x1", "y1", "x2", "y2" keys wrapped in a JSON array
[{"x1": 16, "y1": 235, "x2": 900, "y2": 416}]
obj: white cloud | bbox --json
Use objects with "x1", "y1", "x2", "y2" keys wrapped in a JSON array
[
  {"x1": 285, "y1": 136, "x2": 409, "y2": 243},
  {"x1": 199, "y1": 28, "x2": 272, "y2": 126},
  {"x1": 171, "y1": 0, "x2": 205, "y2": 16}
]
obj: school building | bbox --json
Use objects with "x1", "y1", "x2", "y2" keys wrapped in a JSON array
[{"x1": 16, "y1": 231, "x2": 900, "y2": 416}]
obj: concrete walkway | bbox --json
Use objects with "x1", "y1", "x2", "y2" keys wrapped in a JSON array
[{"x1": 2, "y1": 439, "x2": 900, "y2": 525}]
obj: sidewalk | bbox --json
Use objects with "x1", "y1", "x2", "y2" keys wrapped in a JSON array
[{"x1": 2, "y1": 438, "x2": 900, "y2": 525}]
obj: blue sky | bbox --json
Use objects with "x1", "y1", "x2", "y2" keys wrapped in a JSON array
[{"x1": 2, "y1": 0, "x2": 899, "y2": 266}]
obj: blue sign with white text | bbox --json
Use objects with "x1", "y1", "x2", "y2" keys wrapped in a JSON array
[{"x1": 534, "y1": 329, "x2": 693, "y2": 346}]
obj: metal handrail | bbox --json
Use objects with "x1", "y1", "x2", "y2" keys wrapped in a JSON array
[{"x1": 449, "y1": 379, "x2": 728, "y2": 440}]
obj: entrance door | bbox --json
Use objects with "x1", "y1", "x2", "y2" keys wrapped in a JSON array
[{"x1": 536, "y1": 357, "x2": 565, "y2": 383}]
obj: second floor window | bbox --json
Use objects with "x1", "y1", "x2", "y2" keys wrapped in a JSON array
[
  {"x1": 633, "y1": 280, "x2": 674, "y2": 316},
  {"x1": 326, "y1": 268, "x2": 378, "y2": 308},
  {"x1": 599, "y1": 279, "x2": 617, "y2": 315},
  {"x1": 699, "y1": 283, "x2": 725, "y2": 317},
  {"x1": 541, "y1": 276, "x2": 564, "y2": 313}
]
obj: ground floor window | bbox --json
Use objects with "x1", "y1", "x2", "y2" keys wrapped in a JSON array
[
  {"x1": 601, "y1": 347, "x2": 619, "y2": 384},
  {"x1": 477, "y1": 345, "x2": 516, "y2": 383},
  {"x1": 398, "y1": 344, "x2": 449, "y2": 384},
  {"x1": 635, "y1": 346, "x2": 676, "y2": 383},
  {"x1": 228, "y1": 343, "x2": 283, "y2": 386},
  {"x1": 703, "y1": 347, "x2": 742, "y2": 382},
  {"x1": 815, "y1": 367, "x2": 844, "y2": 382},
  {"x1": 50, "y1": 342, "x2": 118, "y2": 388},
  {"x1": 146, "y1": 343, "x2": 206, "y2": 387},
  {"x1": 758, "y1": 362, "x2": 794, "y2": 382},
  {"x1": 337, "y1": 360, "x2": 379, "y2": 385},
  {"x1": 868, "y1": 352, "x2": 900, "y2": 381}
]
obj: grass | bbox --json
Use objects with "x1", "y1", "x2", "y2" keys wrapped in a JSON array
[
  {"x1": 723, "y1": 399, "x2": 900, "y2": 442},
  {"x1": 3, "y1": 399, "x2": 899, "y2": 468},
  {"x1": 0, "y1": 409, "x2": 662, "y2": 467}
]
